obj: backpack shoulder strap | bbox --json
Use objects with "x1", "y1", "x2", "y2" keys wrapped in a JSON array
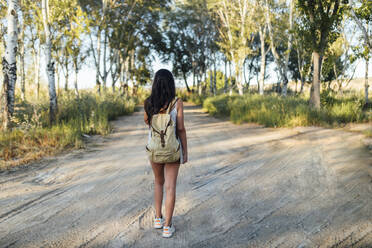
[{"x1": 166, "y1": 97, "x2": 179, "y2": 114}]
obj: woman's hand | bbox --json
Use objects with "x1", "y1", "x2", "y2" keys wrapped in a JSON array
[
  {"x1": 176, "y1": 99, "x2": 188, "y2": 164},
  {"x1": 183, "y1": 150, "x2": 188, "y2": 164},
  {"x1": 144, "y1": 110, "x2": 149, "y2": 125}
]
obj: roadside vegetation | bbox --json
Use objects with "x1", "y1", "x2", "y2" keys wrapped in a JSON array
[
  {"x1": 180, "y1": 90, "x2": 371, "y2": 128},
  {"x1": 0, "y1": 89, "x2": 138, "y2": 170}
]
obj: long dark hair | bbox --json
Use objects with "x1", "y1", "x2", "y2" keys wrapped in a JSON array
[{"x1": 144, "y1": 69, "x2": 176, "y2": 125}]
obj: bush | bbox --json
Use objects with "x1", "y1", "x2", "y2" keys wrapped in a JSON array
[
  {"x1": 177, "y1": 90, "x2": 208, "y2": 106},
  {"x1": 201, "y1": 93, "x2": 371, "y2": 127}
]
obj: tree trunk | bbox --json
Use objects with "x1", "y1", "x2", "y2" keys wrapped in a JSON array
[
  {"x1": 229, "y1": 61, "x2": 233, "y2": 96},
  {"x1": 224, "y1": 58, "x2": 228, "y2": 94},
  {"x1": 310, "y1": 51, "x2": 322, "y2": 109},
  {"x1": 299, "y1": 76, "x2": 305, "y2": 94},
  {"x1": 295, "y1": 80, "x2": 298, "y2": 94},
  {"x1": 102, "y1": 30, "x2": 108, "y2": 90},
  {"x1": 364, "y1": 22, "x2": 369, "y2": 105},
  {"x1": 2, "y1": 0, "x2": 18, "y2": 130},
  {"x1": 243, "y1": 58, "x2": 247, "y2": 86},
  {"x1": 64, "y1": 57, "x2": 69, "y2": 91},
  {"x1": 96, "y1": 30, "x2": 101, "y2": 94},
  {"x1": 282, "y1": 0, "x2": 294, "y2": 97},
  {"x1": 197, "y1": 71, "x2": 202, "y2": 95},
  {"x1": 1, "y1": 60, "x2": 15, "y2": 130},
  {"x1": 183, "y1": 71, "x2": 191, "y2": 92},
  {"x1": 121, "y1": 57, "x2": 128, "y2": 95},
  {"x1": 202, "y1": 69, "x2": 207, "y2": 94},
  {"x1": 247, "y1": 59, "x2": 253, "y2": 88},
  {"x1": 209, "y1": 69, "x2": 213, "y2": 95},
  {"x1": 42, "y1": 0, "x2": 58, "y2": 124},
  {"x1": 282, "y1": 76, "x2": 289, "y2": 96},
  {"x1": 333, "y1": 64, "x2": 342, "y2": 94},
  {"x1": 56, "y1": 62, "x2": 60, "y2": 94},
  {"x1": 296, "y1": 44, "x2": 305, "y2": 95},
  {"x1": 74, "y1": 66, "x2": 79, "y2": 98},
  {"x1": 213, "y1": 57, "x2": 217, "y2": 95},
  {"x1": 35, "y1": 42, "x2": 41, "y2": 99},
  {"x1": 20, "y1": 23, "x2": 25, "y2": 101},
  {"x1": 192, "y1": 67, "x2": 195, "y2": 88},
  {"x1": 365, "y1": 56, "x2": 369, "y2": 104},
  {"x1": 259, "y1": 53, "x2": 266, "y2": 95},
  {"x1": 259, "y1": 27, "x2": 266, "y2": 95},
  {"x1": 236, "y1": 61, "x2": 244, "y2": 95}
]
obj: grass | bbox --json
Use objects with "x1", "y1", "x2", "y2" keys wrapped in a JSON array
[
  {"x1": 0, "y1": 90, "x2": 138, "y2": 170},
  {"x1": 177, "y1": 90, "x2": 207, "y2": 106},
  {"x1": 362, "y1": 129, "x2": 372, "y2": 138},
  {"x1": 183, "y1": 92, "x2": 371, "y2": 128}
]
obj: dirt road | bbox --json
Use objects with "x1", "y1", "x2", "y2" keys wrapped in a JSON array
[{"x1": 0, "y1": 104, "x2": 371, "y2": 248}]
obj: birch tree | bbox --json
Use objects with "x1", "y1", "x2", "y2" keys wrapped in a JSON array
[
  {"x1": 252, "y1": 0, "x2": 269, "y2": 95},
  {"x1": 210, "y1": 0, "x2": 254, "y2": 95},
  {"x1": 2, "y1": 0, "x2": 18, "y2": 130},
  {"x1": 84, "y1": 0, "x2": 110, "y2": 94},
  {"x1": 349, "y1": 0, "x2": 371, "y2": 50},
  {"x1": 348, "y1": 0, "x2": 371, "y2": 105},
  {"x1": 41, "y1": 0, "x2": 57, "y2": 123},
  {"x1": 264, "y1": 0, "x2": 294, "y2": 96},
  {"x1": 25, "y1": 0, "x2": 42, "y2": 98}
]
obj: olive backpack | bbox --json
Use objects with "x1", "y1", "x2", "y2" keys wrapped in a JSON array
[{"x1": 146, "y1": 97, "x2": 180, "y2": 163}]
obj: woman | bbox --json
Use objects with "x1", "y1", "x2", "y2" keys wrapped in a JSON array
[{"x1": 144, "y1": 69, "x2": 188, "y2": 238}]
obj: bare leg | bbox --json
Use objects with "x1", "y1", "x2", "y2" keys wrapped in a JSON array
[
  {"x1": 164, "y1": 162, "x2": 180, "y2": 226},
  {"x1": 150, "y1": 161, "x2": 165, "y2": 218}
]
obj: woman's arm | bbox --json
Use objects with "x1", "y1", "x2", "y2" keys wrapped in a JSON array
[
  {"x1": 176, "y1": 99, "x2": 188, "y2": 163},
  {"x1": 144, "y1": 110, "x2": 149, "y2": 125}
]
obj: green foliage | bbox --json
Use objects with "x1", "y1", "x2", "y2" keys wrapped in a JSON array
[
  {"x1": 206, "y1": 70, "x2": 226, "y2": 92},
  {"x1": 201, "y1": 93, "x2": 370, "y2": 127},
  {"x1": 296, "y1": 0, "x2": 347, "y2": 53},
  {"x1": 162, "y1": 0, "x2": 218, "y2": 91}
]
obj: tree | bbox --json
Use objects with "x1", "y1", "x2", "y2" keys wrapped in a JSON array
[
  {"x1": 162, "y1": 1, "x2": 205, "y2": 93},
  {"x1": 42, "y1": 0, "x2": 58, "y2": 123},
  {"x1": 18, "y1": 1, "x2": 25, "y2": 100},
  {"x1": 264, "y1": 0, "x2": 294, "y2": 96},
  {"x1": 67, "y1": 3, "x2": 90, "y2": 97},
  {"x1": 292, "y1": 11, "x2": 312, "y2": 94},
  {"x1": 322, "y1": 24, "x2": 357, "y2": 93},
  {"x1": 348, "y1": 0, "x2": 371, "y2": 105},
  {"x1": 349, "y1": 0, "x2": 371, "y2": 50},
  {"x1": 23, "y1": 0, "x2": 42, "y2": 98},
  {"x1": 2, "y1": 0, "x2": 19, "y2": 130},
  {"x1": 297, "y1": 0, "x2": 346, "y2": 109},
  {"x1": 209, "y1": 0, "x2": 255, "y2": 95},
  {"x1": 252, "y1": 0, "x2": 269, "y2": 95}
]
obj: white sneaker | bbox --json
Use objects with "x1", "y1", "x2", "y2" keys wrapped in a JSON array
[
  {"x1": 154, "y1": 215, "x2": 164, "y2": 229},
  {"x1": 162, "y1": 223, "x2": 175, "y2": 238}
]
